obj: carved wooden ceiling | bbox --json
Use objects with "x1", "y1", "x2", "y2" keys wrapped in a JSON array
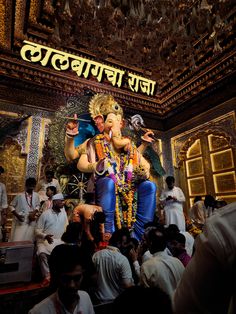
[{"x1": 0, "y1": 0, "x2": 235, "y2": 129}]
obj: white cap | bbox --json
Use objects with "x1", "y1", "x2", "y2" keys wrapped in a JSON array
[{"x1": 52, "y1": 193, "x2": 64, "y2": 201}]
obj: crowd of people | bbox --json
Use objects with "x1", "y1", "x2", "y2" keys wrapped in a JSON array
[{"x1": 1, "y1": 164, "x2": 234, "y2": 313}]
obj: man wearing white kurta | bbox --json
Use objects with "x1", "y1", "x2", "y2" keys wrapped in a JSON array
[
  {"x1": 160, "y1": 176, "x2": 186, "y2": 232},
  {"x1": 35, "y1": 193, "x2": 68, "y2": 283},
  {"x1": 0, "y1": 166, "x2": 8, "y2": 241},
  {"x1": 140, "y1": 227, "x2": 184, "y2": 302},
  {"x1": 36, "y1": 170, "x2": 61, "y2": 202},
  {"x1": 92, "y1": 229, "x2": 134, "y2": 303},
  {"x1": 9, "y1": 177, "x2": 40, "y2": 242}
]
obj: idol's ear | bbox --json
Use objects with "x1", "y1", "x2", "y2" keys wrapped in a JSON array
[{"x1": 94, "y1": 115, "x2": 105, "y2": 133}]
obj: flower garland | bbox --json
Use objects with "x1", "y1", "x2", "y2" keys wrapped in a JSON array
[{"x1": 94, "y1": 134, "x2": 139, "y2": 229}]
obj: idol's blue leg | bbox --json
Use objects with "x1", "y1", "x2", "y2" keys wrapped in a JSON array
[
  {"x1": 132, "y1": 181, "x2": 157, "y2": 241},
  {"x1": 95, "y1": 177, "x2": 116, "y2": 234}
]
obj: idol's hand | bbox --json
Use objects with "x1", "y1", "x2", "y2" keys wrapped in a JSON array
[
  {"x1": 66, "y1": 114, "x2": 79, "y2": 137},
  {"x1": 141, "y1": 130, "x2": 155, "y2": 143}
]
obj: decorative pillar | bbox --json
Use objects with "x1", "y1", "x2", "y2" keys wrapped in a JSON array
[{"x1": 26, "y1": 116, "x2": 42, "y2": 178}]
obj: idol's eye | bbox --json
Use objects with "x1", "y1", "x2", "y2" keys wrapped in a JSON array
[{"x1": 113, "y1": 103, "x2": 120, "y2": 112}]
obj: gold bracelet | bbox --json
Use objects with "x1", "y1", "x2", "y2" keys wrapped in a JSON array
[
  {"x1": 87, "y1": 163, "x2": 97, "y2": 172},
  {"x1": 77, "y1": 146, "x2": 87, "y2": 155},
  {"x1": 65, "y1": 133, "x2": 76, "y2": 139}
]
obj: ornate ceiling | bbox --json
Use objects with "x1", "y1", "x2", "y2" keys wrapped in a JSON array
[{"x1": 0, "y1": 0, "x2": 235, "y2": 127}]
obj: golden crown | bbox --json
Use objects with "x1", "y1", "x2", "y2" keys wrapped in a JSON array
[{"x1": 89, "y1": 93, "x2": 123, "y2": 119}]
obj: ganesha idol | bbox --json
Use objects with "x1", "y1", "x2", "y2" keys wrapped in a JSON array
[{"x1": 64, "y1": 93, "x2": 157, "y2": 241}]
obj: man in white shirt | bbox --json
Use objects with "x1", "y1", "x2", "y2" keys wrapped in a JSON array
[
  {"x1": 0, "y1": 166, "x2": 8, "y2": 241},
  {"x1": 174, "y1": 202, "x2": 236, "y2": 314},
  {"x1": 36, "y1": 170, "x2": 61, "y2": 202},
  {"x1": 92, "y1": 229, "x2": 134, "y2": 304},
  {"x1": 29, "y1": 244, "x2": 95, "y2": 314},
  {"x1": 39, "y1": 185, "x2": 57, "y2": 212},
  {"x1": 9, "y1": 177, "x2": 40, "y2": 242},
  {"x1": 35, "y1": 193, "x2": 68, "y2": 285},
  {"x1": 140, "y1": 226, "x2": 184, "y2": 300},
  {"x1": 160, "y1": 176, "x2": 186, "y2": 232}
]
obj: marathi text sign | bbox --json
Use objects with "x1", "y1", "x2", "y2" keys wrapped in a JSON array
[{"x1": 20, "y1": 41, "x2": 156, "y2": 96}]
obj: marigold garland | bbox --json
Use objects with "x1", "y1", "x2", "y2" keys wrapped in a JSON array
[{"x1": 94, "y1": 134, "x2": 139, "y2": 229}]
